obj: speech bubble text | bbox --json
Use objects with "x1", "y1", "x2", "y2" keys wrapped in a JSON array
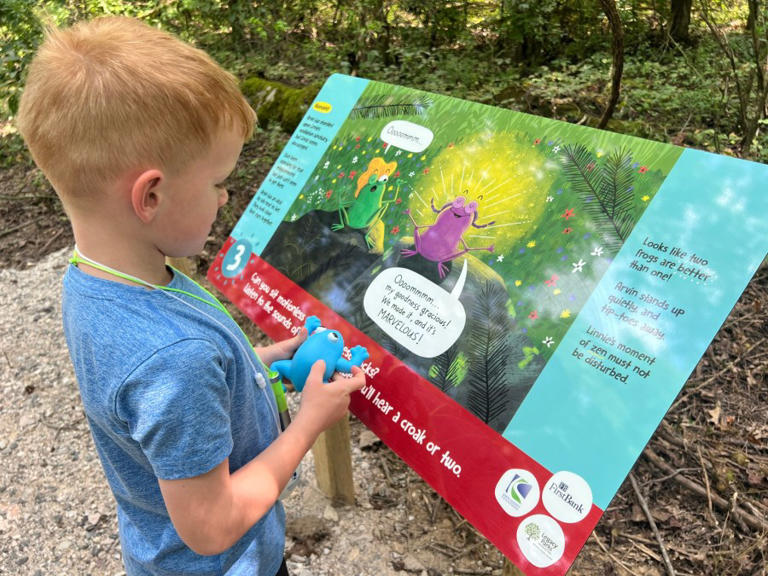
[
  {"x1": 380, "y1": 120, "x2": 434, "y2": 153},
  {"x1": 363, "y1": 261, "x2": 467, "y2": 358}
]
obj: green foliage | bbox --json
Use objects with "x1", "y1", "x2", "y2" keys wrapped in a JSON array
[
  {"x1": 0, "y1": 130, "x2": 29, "y2": 168},
  {"x1": 240, "y1": 77, "x2": 320, "y2": 132},
  {"x1": 2, "y1": 0, "x2": 767, "y2": 169},
  {"x1": 497, "y1": 0, "x2": 605, "y2": 64},
  {"x1": 0, "y1": 0, "x2": 43, "y2": 116}
]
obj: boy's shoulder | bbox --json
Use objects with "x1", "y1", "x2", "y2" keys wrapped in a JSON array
[
  {"x1": 63, "y1": 263, "x2": 176, "y2": 328},
  {"x1": 62, "y1": 265, "x2": 227, "y2": 367}
]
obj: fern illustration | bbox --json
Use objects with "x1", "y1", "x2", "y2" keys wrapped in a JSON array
[
  {"x1": 561, "y1": 144, "x2": 637, "y2": 252},
  {"x1": 428, "y1": 346, "x2": 466, "y2": 394},
  {"x1": 349, "y1": 97, "x2": 432, "y2": 120},
  {"x1": 465, "y1": 281, "x2": 510, "y2": 425}
]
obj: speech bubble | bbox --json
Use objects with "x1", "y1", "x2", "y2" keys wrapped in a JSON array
[
  {"x1": 380, "y1": 120, "x2": 434, "y2": 153},
  {"x1": 363, "y1": 260, "x2": 467, "y2": 358}
]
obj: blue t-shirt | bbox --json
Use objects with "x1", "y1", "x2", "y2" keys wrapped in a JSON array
[{"x1": 62, "y1": 264, "x2": 285, "y2": 576}]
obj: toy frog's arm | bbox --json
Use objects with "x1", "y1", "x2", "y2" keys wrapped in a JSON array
[
  {"x1": 304, "y1": 315, "x2": 322, "y2": 335},
  {"x1": 270, "y1": 359, "x2": 292, "y2": 381},
  {"x1": 335, "y1": 345, "x2": 370, "y2": 373}
]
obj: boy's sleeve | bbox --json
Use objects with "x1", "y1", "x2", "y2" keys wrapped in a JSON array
[{"x1": 117, "y1": 338, "x2": 233, "y2": 480}]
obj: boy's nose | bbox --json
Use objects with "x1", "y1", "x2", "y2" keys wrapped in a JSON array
[{"x1": 217, "y1": 187, "x2": 229, "y2": 207}]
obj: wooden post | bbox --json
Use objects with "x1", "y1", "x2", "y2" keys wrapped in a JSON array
[
  {"x1": 502, "y1": 558, "x2": 526, "y2": 576},
  {"x1": 179, "y1": 257, "x2": 358, "y2": 504},
  {"x1": 311, "y1": 413, "x2": 356, "y2": 505}
]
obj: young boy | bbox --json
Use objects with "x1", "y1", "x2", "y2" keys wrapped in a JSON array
[{"x1": 17, "y1": 16, "x2": 365, "y2": 576}]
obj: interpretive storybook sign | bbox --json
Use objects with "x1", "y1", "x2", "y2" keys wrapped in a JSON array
[{"x1": 208, "y1": 74, "x2": 768, "y2": 574}]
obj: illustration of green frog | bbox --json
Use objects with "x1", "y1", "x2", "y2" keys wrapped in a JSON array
[{"x1": 332, "y1": 173, "x2": 400, "y2": 250}]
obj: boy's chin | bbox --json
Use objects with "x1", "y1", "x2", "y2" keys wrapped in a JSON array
[
  {"x1": 163, "y1": 247, "x2": 204, "y2": 261},
  {"x1": 161, "y1": 235, "x2": 211, "y2": 261}
]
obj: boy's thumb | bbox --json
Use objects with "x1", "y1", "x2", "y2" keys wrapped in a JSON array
[{"x1": 308, "y1": 359, "x2": 326, "y2": 383}]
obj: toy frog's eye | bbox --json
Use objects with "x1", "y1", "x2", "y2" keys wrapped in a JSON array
[
  {"x1": 378, "y1": 174, "x2": 389, "y2": 183},
  {"x1": 327, "y1": 332, "x2": 339, "y2": 342}
]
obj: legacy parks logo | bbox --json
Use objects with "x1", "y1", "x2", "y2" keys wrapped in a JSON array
[{"x1": 516, "y1": 514, "x2": 566, "y2": 568}]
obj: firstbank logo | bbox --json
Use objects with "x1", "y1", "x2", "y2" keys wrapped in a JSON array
[
  {"x1": 495, "y1": 469, "x2": 540, "y2": 517},
  {"x1": 542, "y1": 470, "x2": 593, "y2": 523}
]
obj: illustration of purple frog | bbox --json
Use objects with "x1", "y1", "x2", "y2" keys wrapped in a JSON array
[{"x1": 401, "y1": 195, "x2": 495, "y2": 278}]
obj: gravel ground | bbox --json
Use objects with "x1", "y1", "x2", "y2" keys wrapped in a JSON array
[
  {"x1": 5, "y1": 247, "x2": 765, "y2": 576},
  {"x1": 0, "y1": 247, "x2": 485, "y2": 576}
]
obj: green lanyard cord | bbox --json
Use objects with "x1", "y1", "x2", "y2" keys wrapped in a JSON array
[
  {"x1": 69, "y1": 249, "x2": 230, "y2": 316},
  {"x1": 68, "y1": 247, "x2": 291, "y2": 432},
  {"x1": 68, "y1": 248, "x2": 277, "y2": 374}
]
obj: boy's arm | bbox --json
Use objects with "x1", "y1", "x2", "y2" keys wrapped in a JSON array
[
  {"x1": 253, "y1": 327, "x2": 307, "y2": 367},
  {"x1": 157, "y1": 361, "x2": 365, "y2": 556}
]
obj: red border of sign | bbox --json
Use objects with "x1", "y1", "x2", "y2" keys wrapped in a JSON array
[{"x1": 209, "y1": 237, "x2": 603, "y2": 575}]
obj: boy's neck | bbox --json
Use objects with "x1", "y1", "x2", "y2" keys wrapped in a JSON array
[{"x1": 73, "y1": 229, "x2": 173, "y2": 287}]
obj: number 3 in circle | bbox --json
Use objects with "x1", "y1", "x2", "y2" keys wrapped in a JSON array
[{"x1": 222, "y1": 239, "x2": 252, "y2": 278}]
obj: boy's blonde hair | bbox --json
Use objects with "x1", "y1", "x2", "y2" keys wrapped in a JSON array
[{"x1": 17, "y1": 16, "x2": 256, "y2": 201}]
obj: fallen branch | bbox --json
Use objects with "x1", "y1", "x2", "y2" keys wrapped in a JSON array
[
  {"x1": 451, "y1": 540, "x2": 484, "y2": 562},
  {"x1": 643, "y1": 447, "x2": 768, "y2": 532},
  {"x1": 629, "y1": 472, "x2": 677, "y2": 576},
  {"x1": 591, "y1": 531, "x2": 643, "y2": 576},
  {"x1": 0, "y1": 216, "x2": 43, "y2": 239},
  {"x1": 39, "y1": 227, "x2": 64, "y2": 253},
  {"x1": 697, "y1": 445, "x2": 717, "y2": 526},
  {"x1": 378, "y1": 453, "x2": 393, "y2": 486},
  {"x1": 0, "y1": 193, "x2": 58, "y2": 201}
]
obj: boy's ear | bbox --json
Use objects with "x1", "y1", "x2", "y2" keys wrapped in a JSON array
[{"x1": 130, "y1": 169, "x2": 165, "y2": 223}]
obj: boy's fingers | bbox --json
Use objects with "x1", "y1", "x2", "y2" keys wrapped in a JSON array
[
  {"x1": 287, "y1": 328, "x2": 308, "y2": 352},
  {"x1": 340, "y1": 366, "x2": 366, "y2": 393}
]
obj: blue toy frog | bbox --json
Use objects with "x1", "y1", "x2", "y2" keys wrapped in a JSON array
[{"x1": 270, "y1": 315, "x2": 369, "y2": 392}]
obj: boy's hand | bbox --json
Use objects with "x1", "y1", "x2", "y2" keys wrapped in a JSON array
[
  {"x1": 293, "y1": 360, "x2": 366, "y2": 438},
  {"x1": 254, "y1": 326, "x2": 308, "y2": 366},
  {"x1": 159, "y1": 358, "x2": 365, "y2": 557},
  {"x1": 281, "y1": 326, "x2": 308, "y2": 357}
]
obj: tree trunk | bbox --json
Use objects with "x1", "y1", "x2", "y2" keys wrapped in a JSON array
[
  {"x1": 598, "y1": 0, "x2": 624, "y2": 130},
  {"x1": 742, "y1": 0, "x2": 768, "y2": 149},
  {"x1": 670, "y1": 0, "x2": 693, "y2": 43}
]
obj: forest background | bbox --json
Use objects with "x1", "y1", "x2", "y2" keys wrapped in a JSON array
[
  {"x1": 1, "y1": 2, "x2": 767, "y2": 576},
  {"x1": 6, "y1": 0, "x2": 768, "y2": 163}
]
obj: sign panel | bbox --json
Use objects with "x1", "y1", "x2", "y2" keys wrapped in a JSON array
[{"x1": 209, "y1": 74, "x2": 768, "y2": 574}]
